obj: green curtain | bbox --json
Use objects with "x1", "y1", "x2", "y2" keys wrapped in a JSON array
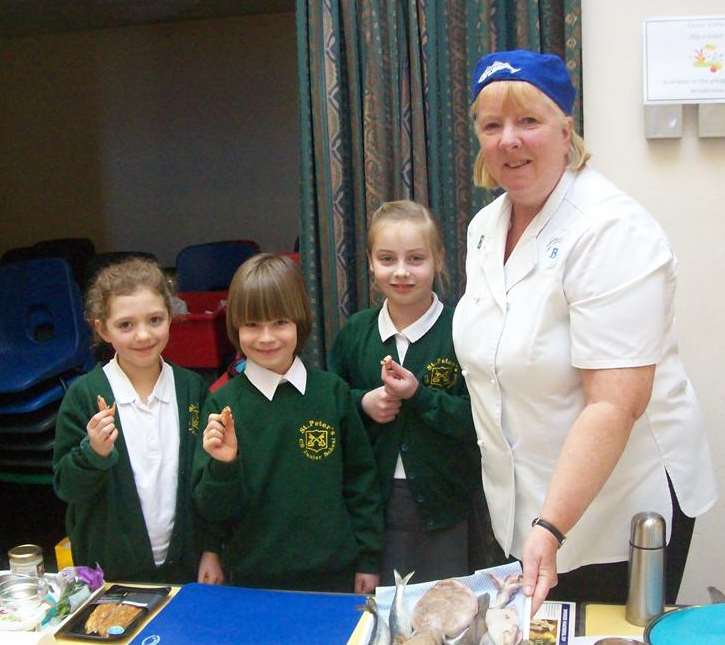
[{"x1": 296, "y1": 0, "x2": 582, "y2": 367}]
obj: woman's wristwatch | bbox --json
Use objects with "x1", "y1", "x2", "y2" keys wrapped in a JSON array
[{"x1": 531, "y1": 516, "x2": 567, "y2": 548}]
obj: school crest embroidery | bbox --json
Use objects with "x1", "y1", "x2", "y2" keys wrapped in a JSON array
[
  {"x1": 188, "y1": 403, "x2": 200, "y2": 434},
  {"x1": 298, "y1": 419, "x2": 336, "y2": 461},
  {"x1": 422, "y1": 357, "x2": 460, "y2": 390}
]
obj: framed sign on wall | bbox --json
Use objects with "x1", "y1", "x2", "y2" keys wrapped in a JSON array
[{"x1": 643, "y1": 15, "x2": 725, "y2": 104}]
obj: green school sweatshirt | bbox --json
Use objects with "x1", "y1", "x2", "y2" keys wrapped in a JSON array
[
  {"x1": 52, "y1": 363, "x2": 206, "y2": 582},
  {"x1": 330, "y1": 305, "x2": 482, "y2": 531},
  {"x1": 192, "y1": 366, "x2": 383, "y2": 591}
]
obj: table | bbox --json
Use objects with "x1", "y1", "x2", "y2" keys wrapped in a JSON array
[
  {"x1": 8, "y1": 588, "x2": 668, "y2": 644},
  {"x1": 51, "y1": 583, "x2": 365, "y2": 645},
  {"x1": 583, "y1": 603, "x2": 647, "y2": 637}
]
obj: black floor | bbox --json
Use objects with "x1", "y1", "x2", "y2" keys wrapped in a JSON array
[{"x1": 0, "y1": 481, "x2": 67, "y2": 572}]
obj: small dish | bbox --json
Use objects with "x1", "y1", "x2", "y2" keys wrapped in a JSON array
[{"x1": 0, "y1": 573, "x2": 47, "y2": 610}]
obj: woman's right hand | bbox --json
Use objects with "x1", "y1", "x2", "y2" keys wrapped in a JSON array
[
  {"x1": 87, "y1": 407, "x2": 118, "y2": 457},
  {"x1": 202, "y1": 408, "x2": 238, "y2": 462},
  {"x1": 361, "y1": 386, "x2": 402, "y2": 423}
]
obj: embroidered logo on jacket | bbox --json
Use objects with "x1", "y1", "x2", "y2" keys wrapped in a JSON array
[
  {"x1": 298, "y1": 419, "x2": 337, "y2": 461},
  {"x1": 188, "y1": 403, "x2": 200, "y2": 434},
  {"x1": 422, "y1": 357, "x2": 460, "y2": 390}
]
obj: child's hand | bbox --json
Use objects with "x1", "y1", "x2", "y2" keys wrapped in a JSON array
[
  {"x1": 354, "y1": 572, "x2": 379, "y2": 594},
  {"x1": 202, "y1": 406, "x2": 238, "y2": 462},
  {"x1": 87, "y1": 398, "x2": 118, "y2": 457},
  {"x1": 197, "y1": 551, "x2": 225, "y2": 585},
  {"x1": 381, "y1": 357, "x2": 419, "y2": 400},
  {"x1": 361, "y1": 386, "x2": 401, "y2": 423}
]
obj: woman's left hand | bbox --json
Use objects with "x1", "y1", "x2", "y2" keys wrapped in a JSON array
[
  {"x1": 381, "y1": 358, "x2": 419, "y2": 400},
  {"x1": 522, "y1": 525, "x2": 560, "y2": 615}
]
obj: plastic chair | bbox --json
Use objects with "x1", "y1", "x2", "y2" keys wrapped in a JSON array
[
  {"x1": 0, "y1": 430, "x2": 55, "y2": 452},
  {"x1": 0, "y1": 258, "x2": 92, "y2": 394},
  {"x1": 1, "y1": 238, "x2": 95, "y2": 289},
  {"x1": 0, "y1": 369, "x2": 85, "y2": 414},
  {"x1": 0, "y1": 402, "x2": 58, "y2": 435},
  {"x1": 1, "y1": 245, "x2": 36, "y2": 264},
  {"x1": 175, "y1": 240, "x2": 259, "y2": 292},
  {"x1": 33, "y1": 238, "x2": 95, "y2": 287}
]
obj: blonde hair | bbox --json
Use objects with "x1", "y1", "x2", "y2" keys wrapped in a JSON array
[
  {"x1": 226, "y1": 253, "x2": 312, "y2": 354},
  {"x1": 85, "y1": 257, "x2": 173, "y2": 344},
  {"x1": 471, "y1": 81, "x2": 590, "y2": 189},
  {"x1": 368, "y1": 200, "x2": 448, "y2": 295}
]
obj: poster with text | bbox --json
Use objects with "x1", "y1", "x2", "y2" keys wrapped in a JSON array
[{"x1": 643, "y1": 15, "x2": 725, "y2": 103}]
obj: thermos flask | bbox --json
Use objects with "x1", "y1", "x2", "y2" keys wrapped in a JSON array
[{"x1": 625, "y1": 511, "x2": 666, "y2": 626}]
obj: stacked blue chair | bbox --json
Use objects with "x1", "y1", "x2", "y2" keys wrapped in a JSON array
[
  {"x1": 175, "y1": 240, "x2": 260, "y2": 292},
  {"x1": 0, "y1": 258, "x2": 93, "y2": 484},
  {"x1": 1, "y1": 237, "x2": 95, "y2": 290}
]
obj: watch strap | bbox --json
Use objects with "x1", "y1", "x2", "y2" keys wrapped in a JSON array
[{"x1": 531, "y1": 516, "x2": 567, "y2": 547}]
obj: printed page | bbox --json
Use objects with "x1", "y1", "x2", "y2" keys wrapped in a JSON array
[{"x1": 530, "y1": 599, "x2": 577, "y2": 644}]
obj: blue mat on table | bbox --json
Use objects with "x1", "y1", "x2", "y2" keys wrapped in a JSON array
[{"x1": 130, "y1": 583, "x2": 365, "y2": 645}]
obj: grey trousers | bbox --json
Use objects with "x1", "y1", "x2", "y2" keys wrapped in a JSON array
[{"x1": 380, "y1": 479, "x2": 470, "y2": 586}]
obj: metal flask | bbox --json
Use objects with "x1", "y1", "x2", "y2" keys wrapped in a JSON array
[{"x1": 625, "y1": 511, "x2": 666, "y2": 626}]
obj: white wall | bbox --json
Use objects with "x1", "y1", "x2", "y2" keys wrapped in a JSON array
[
  {"x1": 0, "y1": 13, "x2": 299, "y2": 267},
  {"x1": 582, "y1": 0, "x2": 725, "y2": 604}
]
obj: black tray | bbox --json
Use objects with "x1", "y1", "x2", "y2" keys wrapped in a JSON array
[{"x1": 55, "y1": 584, "x2": 171, "y2": 641}]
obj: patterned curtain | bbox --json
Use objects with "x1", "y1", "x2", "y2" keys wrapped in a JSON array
[{"x1": 296, "y1": 0, "x2": 582, "y2": 367}]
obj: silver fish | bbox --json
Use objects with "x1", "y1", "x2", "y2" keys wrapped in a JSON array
[
  {"x1": 390, "y1": 570, "x2": 415, "y2": 642},
  {"x1": 365, "y1": 596, "x2": 392, "y2": 645}
]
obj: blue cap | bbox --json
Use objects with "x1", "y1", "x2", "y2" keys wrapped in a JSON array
[{"x1": 471, "y1": 49, "x2": 575, "y2": 115}]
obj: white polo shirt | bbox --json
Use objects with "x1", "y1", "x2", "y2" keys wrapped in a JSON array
[
  {"x1": 452, "y1": 167, "x2": 718, "y2": 572},
  {"x1": 244, "y1": 356, "x2": 307, "y2": 400},
  {"x1": 103, "y1": 357, "x2": 180, "y2": 567}
]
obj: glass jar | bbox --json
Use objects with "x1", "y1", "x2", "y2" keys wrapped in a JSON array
[{"x1": 8, "y1": 544, "x2": 45, "y2": 577}]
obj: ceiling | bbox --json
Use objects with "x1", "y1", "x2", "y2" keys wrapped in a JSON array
[{"x1": 0, "y1": 0, "x2": 296, "y2": 37}]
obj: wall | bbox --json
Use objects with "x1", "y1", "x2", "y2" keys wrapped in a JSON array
[
  {"x1": 582, "y1": 0, "x2": 725, "y2": 603},
  {"x1": 0, "y1": 12, "x2": 299, "y2": 267}
]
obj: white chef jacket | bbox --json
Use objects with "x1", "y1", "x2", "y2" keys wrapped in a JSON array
[{"x1": 452, "y1": 166, "x2": 718, "y2": 572}]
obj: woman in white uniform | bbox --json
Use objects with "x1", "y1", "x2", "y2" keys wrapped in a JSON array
[{"x1": 452, "y1": 49, "x2": 717, "y2": 611}]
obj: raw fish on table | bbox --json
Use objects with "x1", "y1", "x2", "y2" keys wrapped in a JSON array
[{"x1": 372, "y1": 563, "x2": 529, "y2": 645}]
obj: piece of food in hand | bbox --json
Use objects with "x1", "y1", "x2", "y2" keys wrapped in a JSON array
[
  {"x1": 84, "y1": 603, "x2": 142, "y2": 637},
  {"x1": 220, "y1": 406, "x2": 232, "y2": 429},
  {"x1": 97, "y1": 395, "x2": 116, "y2": 418},
  {"x1": 380, "y1": 354, "x2": 394, "y2": 367}
]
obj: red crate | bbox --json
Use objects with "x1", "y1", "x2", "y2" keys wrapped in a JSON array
[{"x1": 163, "y1": 291, "x2": 234, "y2": 369}]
